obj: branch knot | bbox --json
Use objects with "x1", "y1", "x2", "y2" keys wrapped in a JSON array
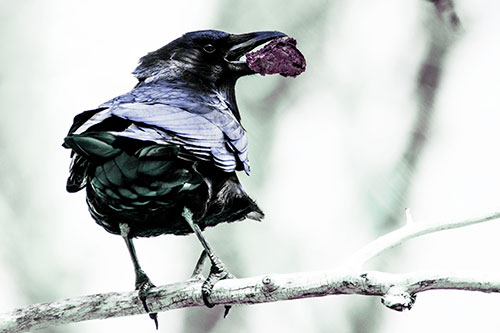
[
  {"x1": 381, "y1": 286, "x2": 416, "y2": 311},
  {"x1": 261, "y1": 276, "x2": 278, "y2": 293}
]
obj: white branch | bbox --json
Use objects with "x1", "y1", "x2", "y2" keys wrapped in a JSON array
[
  {"x1": 346, "y1": 210, "x2": 500, "y2": 268},
  {"x1": 2, "y1": 209, "x2": 500, "y2": 332},
  {"x1": 2, "y1": 270, "x2": 500, "y2": 332}
]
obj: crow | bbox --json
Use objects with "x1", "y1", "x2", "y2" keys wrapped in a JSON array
[{"x1": 63, "y1": 30, "x2": 287, "y2": 326}]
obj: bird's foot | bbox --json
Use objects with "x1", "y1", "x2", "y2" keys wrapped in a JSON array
[
  {"x1": 202, "y1": 256, "x2": 235, "y2": 318},
  {"x1": 136, "y1": 270, "x2": 159, "y2": 329}
]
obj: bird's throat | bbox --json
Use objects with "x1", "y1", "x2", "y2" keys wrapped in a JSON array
[{"x1": 217, "y1": 80, "x2": 241, "y2": 122}]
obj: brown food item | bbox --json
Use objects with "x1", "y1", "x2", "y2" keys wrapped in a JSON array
[{"x1": 246, "y1": 37, "x2": 306, "y2": 77}]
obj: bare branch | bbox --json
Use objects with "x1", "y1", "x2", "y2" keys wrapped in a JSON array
[
  {"x1": 3, "y1": 209, "x2": 500, "y2": 332},
  {"x1": 2, "y1": 270, "x2": 500, "y2": 332},
  {"x1": 347, "y1": 210, "x2": 500, "y2": 267}
]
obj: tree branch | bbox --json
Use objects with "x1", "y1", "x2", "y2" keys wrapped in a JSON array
[
  {"x1": 2, "y1": 208, "x2": 500, "y2": 332},
  {"x1": 2, "y1": 269, "x2": 500, "y2": 332},
  {"x1": 346, "y1": 209, "x2": 500, "y2": 267}
]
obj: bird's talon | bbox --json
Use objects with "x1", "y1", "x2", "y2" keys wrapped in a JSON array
[
  {"x1": 201, "y1": 262, "x2": 235, "y2": 313},
  {"x1": 202, "y1": 292, "x2": 216, "y2": 308},
  {"x1": 149, "y1": 313, "x2": 159, "y2": 330},
  {"x1": 223, "y1": 305, "x2": 231, "y2": 318}
]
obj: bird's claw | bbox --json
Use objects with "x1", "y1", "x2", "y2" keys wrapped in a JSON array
[
  {"x1": 136, "y1": 270, "x2": 159, "y2": 329},
  {"x1": 202, "y1": 259, "x2": 235, "y2": 317}
]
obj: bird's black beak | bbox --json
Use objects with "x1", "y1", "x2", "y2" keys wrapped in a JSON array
[{"x1": 226, "y1": 31, "x2": 287, "y2": 75}]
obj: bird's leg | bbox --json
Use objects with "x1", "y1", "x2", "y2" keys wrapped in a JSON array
[
  {"x1": 190, "y1": 250, "x2": 208, "y2": 278},
  {"x1": 120, "y1": 223, "x2": 159, "y2": 329},
  {"x1": 182, "y1": 208, "x2": 233, "y2": 316}
]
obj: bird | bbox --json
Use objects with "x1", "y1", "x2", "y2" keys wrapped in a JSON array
[{"x1": 63, "y1": 29, "x2": 289, "y2": 326}]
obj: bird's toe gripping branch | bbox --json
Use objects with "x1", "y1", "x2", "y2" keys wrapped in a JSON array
[
  {"x1": 202, "y1": 254, "x2": 235, "y2": 317},
  {"x1": 135, "y1": 270, "x2": 159, "y2": 329},
  {"x1": 120, "y1": 224, "x2": 159, "y2": 329}
]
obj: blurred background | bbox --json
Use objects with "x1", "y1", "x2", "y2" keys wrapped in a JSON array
[{"x1": 1, "y1": 0, "x2": 500, "y2": 332}]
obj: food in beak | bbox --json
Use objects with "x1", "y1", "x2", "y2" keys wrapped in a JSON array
[{"x1": 245, "y1": 37, "x2": 306, "y2": 77}]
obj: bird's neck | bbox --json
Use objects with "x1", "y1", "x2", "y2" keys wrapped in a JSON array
[
  {"x1": 135, "y1": 75, "x2": 242, "y2": 122},
  {"x1": 216, "y1": 79, "x2": 241, "y2": 122}
]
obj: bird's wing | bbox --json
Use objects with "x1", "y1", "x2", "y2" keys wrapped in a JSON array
[
  {"x1": 122, "y1": 84, "x2": 249, "y2": 174},
  {"x1": 65, "y1": 90, "x2": 249, "y2": 174},
  {"x1": 107, "y1": 102, "x2": 248, "y2": 173}
]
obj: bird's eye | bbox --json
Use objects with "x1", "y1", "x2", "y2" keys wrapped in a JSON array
[{"x1": 203, "y1": 44, "x2": 216, "y2": 54}]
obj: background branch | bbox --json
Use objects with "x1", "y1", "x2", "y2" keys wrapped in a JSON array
[
  {"x1": 427, "y1": 0, "x2": 462, "y2": 30},
  {"x1": 347, "y1": 210, "x2": 500, "y2": 267}
]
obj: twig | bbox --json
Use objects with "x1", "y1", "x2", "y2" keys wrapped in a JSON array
[
  {"x1": 2, "y1": 270, "x2": 500, "y2": 332},
  {"x1": 347, "y1": 210, "x2": 500, "y2": 267}
]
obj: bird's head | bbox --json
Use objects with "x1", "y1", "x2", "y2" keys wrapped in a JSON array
[{"x1": 133, "y1": 30, "x2": 287, "y2": 86}]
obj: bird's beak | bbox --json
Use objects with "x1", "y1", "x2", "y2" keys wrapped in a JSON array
[{"x1": 226, "y1": 31, "x2": 287, "y2": 75}]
